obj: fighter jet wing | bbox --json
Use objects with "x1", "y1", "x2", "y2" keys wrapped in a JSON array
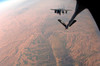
[
  {"x1": 64, "y1": 9, "x2": 72, "y2": 11},
  {"x1": 51, "y1": 9, "x2": 57, "y2": 10},
  {"x1": 58, "y1": 19, "x2": 68, "y2": 29}
]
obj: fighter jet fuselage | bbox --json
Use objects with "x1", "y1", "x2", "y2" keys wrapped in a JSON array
[{"x1": 51, "y1": 9, "x2": 71, "y2": 15}]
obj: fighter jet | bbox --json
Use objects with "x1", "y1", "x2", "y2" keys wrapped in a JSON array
[
  {"x1": 67, "y1": 0, "x2": 100, "y2": 30},
  {"x1": 51, "y1": 9, "x2": 71, "y2": 15},
  {"x1": 58, "y1": 19, "x2": 76, "y2": 29}
]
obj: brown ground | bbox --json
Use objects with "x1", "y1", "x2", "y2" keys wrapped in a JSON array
[{"x1": 0, "y1": 0, "x2": 100, "y2": 66}]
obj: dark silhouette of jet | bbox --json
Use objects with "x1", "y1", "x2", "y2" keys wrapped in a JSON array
[
  {"x1": 51, "y1": 9, "x2": 71, "y2": 15},
  {"x1": 58, "y1": 19, "x2": 76, "y2": 29},
  {"x1": 67, "y1": 0, "x2": 100, "y2": 30}
]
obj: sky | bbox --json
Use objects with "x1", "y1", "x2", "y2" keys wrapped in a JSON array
[
  {"x1": 0, "y1": 0, "x2": 8, "y2": 3},
  {"x1": 0, "y1": 0, "x2": 26, "y2": 12}
]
